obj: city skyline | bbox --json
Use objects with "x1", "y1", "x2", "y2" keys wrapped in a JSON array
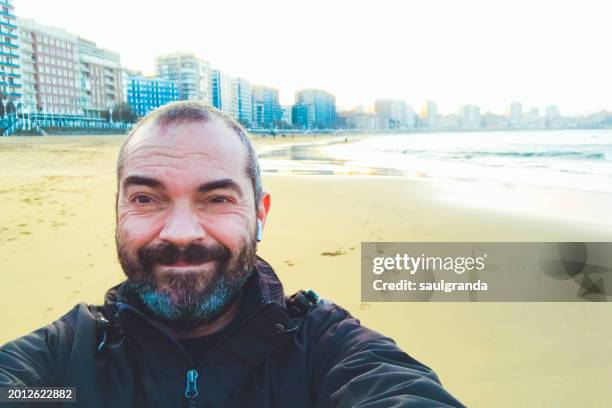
[
  {"x1": 2, "y1": 9, "x2": 603, "y2": 133},
  {"x1": 15, "y1": 0, "x2": 612, "y2": 115}
]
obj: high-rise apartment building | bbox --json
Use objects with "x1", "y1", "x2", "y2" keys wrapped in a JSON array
[
  {"x1": 79, "y1": 38, "x2": 123, "y2": 118},
  {"x1": 251, "y1": 85, "x2": 280, "y2": 129},
  {"x1": 210, "y1": 69, "x2": 233, "y2": 114},
  {"x1": 280, "y1": 104, "x2": 292, "y2": 127},
  {"x1": 291, "y1": 103, "x2": 311, "y2": 129},
  {"x1": 544, "y1": 105, "x2": 561, "y2": 128},
  {"x1": 507, "y1": 101, "x2": 522, "y2": 127},
  {"x1": 18, "y1": 17, "x2": 123, "y2": 119},
  {"x1": 231, "y1": 77, "x2": 252, "y2": 126},
  {"x1": 420, "y1": 100, "x2": 438, "y2": 128},
  {"x1": 459, "y1": 104, "x2": 481, "y2": 129},
  {"x1": 156, "y1": 52, "x2": 210, "y2": 103},
  {"x1": 294, "y1": 89, "x2": 336, "y2": 129},
  {"x1": 18, "y1": 17, "x2": 80, "y2": 115},
  {"x1": 210, "y1": 70, "x2": 252, "y2": 126},
  {"x1": 405, "y1": 105, "x2": 416, "y2": 128},
  {"x1": 0, "y1": 1, "x2": 21, "y2": 115},
  {"x1": 125, "y1": 74, "x2": 179, "y2": 117},
  {"x1": 374, "y1": 100, "x2": 409, "y2": 129}
]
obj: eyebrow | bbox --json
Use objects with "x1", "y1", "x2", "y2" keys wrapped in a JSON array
[
  {"x1": 122, "y1": 175, "x2": 243, "y2": 197},
  {"x1": 196, "y1": 179, "x2": 243, "y2": 197},
  {"x1": 122, "y1": 175, "x2": 163, "y2": 191}
]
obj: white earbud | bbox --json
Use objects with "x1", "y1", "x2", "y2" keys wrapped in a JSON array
[{"x1": 256, "y1": 219, "x2": 263, "y2": 242}]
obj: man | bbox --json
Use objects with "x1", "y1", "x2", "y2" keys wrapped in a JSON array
[{"x1": 0, "y1": 102, "x2": 465, "y2": 407}]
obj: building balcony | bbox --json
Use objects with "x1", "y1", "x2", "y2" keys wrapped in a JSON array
[
  {"x1": 0, "y1": 10, "x2": 16, "y2": 19},
  {"x1": 0, "y1": 70, "x2": 19, "y2": 78},
  {"x1": 0, "y1": 80, "x2": 20, "y2": 87},
  {"x1": 0, "y1": 40, "x2": 17, "y2": 49},
  {"x1": 0, "y1": 60, "x2": 18, "y2": 68},
  {"x1": 0, "y1": 1, "x2": 14, "y2": 10},
  {"x1": 0, "y1": 29, "x2": 16, "y2": 39},
  {"x1": 0, "y1": 20, "x2": 16, "y2": 29},
  {"x1": 0, "y1": 51, "x2": 18, "y2": 58}
]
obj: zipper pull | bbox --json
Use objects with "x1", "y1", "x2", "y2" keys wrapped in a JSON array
[{"x1": 184, "y1": 369, "x2": 199, "y2": 407}]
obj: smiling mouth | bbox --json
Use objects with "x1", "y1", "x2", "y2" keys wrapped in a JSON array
[{"x1": 160, "y1": 260, "x2": 213, "y2": 269}]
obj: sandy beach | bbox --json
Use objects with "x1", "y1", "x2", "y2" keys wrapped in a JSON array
[{"x1": 1, "y1": 135, "x2": 611, "y2": 407}]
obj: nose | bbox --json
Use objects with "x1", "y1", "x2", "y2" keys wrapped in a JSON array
[{"x1": 158, "y1": 201, "x2": 206, "y2": 248}]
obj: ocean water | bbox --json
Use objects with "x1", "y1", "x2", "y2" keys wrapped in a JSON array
[{"x1": 322, "y1": 129, "x2": 612, "y2": 194}]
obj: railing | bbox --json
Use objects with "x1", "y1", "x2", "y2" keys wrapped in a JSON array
[
  {"x1": 0, "y1": 40, "x2": 17, "y2": 49},
  {"x1": 0, "y1": 10, "x2": 16, "y2": 19},
  {"x1": 0, "y1": 60, "x2": 19, "y2": 68},
  {"x1": 0, "y1": 50, "x2": 18, "y2": 57},
  {"x1": 2, "y1": 118, "x2": 46, "y2": 136},
  {"x1": 0, "y1": 1, "x2": 15, "y2": 11},
  {"x1": 0, "y1": 20, "x2": 17, "y2": 29},
  {"x1": 1, "y1": 115, "x2": 134, "y2": 136},
  {"x1": 0, "y1": 30, "x2": 17, "y2": 39}
]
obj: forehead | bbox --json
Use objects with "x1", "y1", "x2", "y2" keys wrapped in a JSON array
[{"x1": 121, "y1": 119, "x2": 249, "y2": 184}]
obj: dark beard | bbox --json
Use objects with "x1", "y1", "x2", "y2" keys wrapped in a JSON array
[{"x1": 116, "y1": 236, "x2": 257, "y2": 332}]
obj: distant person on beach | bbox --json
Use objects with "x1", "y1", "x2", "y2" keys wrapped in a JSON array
[{"x1": 0, "y1": 102, "x2": 465, "y2": 407}]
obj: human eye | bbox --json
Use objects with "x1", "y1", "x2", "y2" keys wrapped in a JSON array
[
  {"x1": 130, "y1": 194, "x2": 156, "y2": 205},
  {"x1": 209, "y1": 196, "x2": 232, "y2": 204}
]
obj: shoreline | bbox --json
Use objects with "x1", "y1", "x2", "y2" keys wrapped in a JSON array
[{"x1": 6, "y1": 124, "x2": 612, "y2": 138}]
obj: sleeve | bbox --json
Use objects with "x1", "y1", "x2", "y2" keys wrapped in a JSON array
[
  {"x1": 310, "y1": 304, "x2": 466, "y2": 408},
  {"x1": 0, "y1": 319, "x2": 72, "y2": 387}
]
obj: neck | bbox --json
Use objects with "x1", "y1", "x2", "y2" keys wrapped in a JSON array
[{"x1": 172, "y1": 292, "x2": 244, "y2": 339}]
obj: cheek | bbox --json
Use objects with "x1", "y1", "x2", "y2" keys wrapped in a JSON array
[
  {"x1": 204, "y1": 215, "x2": 254, "y2": 249},
  {"x1": 117, "y1": 213, "x2": 163, "y2": 248}
]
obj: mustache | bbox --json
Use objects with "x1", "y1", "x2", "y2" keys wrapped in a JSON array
[{"x1": 137, "y1": 242, "x2": 231, "y2": 268}]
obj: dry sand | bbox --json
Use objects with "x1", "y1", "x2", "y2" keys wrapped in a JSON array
[{"x1": 1, "y1": 135, "x2": 611, "y2": 407}]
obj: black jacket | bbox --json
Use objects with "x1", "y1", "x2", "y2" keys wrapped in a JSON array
[{"x1": 0, "y1": 258, "x2": 465, "y2": 407}]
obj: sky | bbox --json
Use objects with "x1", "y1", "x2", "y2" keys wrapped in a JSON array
[{"x1": 15, "y1": 0, "x2": 612, "y2": 115}]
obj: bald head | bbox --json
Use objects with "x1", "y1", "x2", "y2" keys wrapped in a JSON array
[{"x1": 116, "y1": 101, "x2": 263, "y2": 207}]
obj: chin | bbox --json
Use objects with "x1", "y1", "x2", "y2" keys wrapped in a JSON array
[{"x1": 154, "y1": 268, "x2": 217, "y2": 297}]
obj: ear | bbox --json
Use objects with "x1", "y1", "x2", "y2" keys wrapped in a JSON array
[{"x1": 256, "y1": 191, "x2": 271, "y2": 228}]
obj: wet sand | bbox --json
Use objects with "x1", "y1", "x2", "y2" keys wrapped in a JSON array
[{"x1": 1, "y1": 135, "x2": 611, "y2": 407}]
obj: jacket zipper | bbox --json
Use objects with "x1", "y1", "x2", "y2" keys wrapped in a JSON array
[
  {"x1": 116, "y1": 299, "x2": 276, "y2": 407},
  {"x1": 180, "y1": 299, "x2": 272, "y2": 407},
  {"x1": 184, "y1": 368, "x2": 199, "y2": 408}
]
